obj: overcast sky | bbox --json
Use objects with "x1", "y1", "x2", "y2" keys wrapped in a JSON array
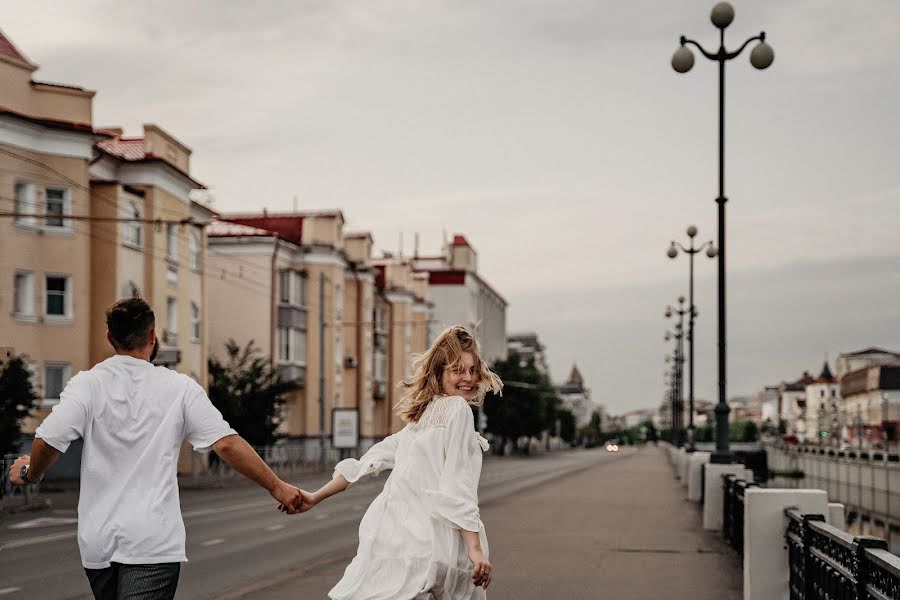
[{"x1": 4, "y1": 1, "x2": 899, "y2": 414}]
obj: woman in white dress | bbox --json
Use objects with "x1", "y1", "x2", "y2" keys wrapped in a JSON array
[{"x1": 296, "y1": 325, "x2": 502, "y2": 599}]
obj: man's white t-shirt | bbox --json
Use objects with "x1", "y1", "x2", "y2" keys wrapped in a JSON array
[{"x1": 35, "y1": 354, "x2": 237, "y2": 569}]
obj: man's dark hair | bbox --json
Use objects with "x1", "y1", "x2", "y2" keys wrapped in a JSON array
[{"x1": 106, "y1": 298, "x2": 155, "y2": 351}]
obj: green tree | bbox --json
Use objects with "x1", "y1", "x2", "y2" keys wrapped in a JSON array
[
  {"x1": 483, "y1": 352, "x2": 559, "y2": 454},
  {"x1": 0, "y1": 352, "x2": 38, "y2": 455},
  {"x1": 208, "y1": 340, "x2": 298, "y2": 447},
  {"x1": 557, "y1": 409, "x2": 577, "y2": 444}
]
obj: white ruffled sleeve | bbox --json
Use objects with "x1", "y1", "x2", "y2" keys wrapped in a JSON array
[
  {"x1": 424, "y1": 400, "x2": 486, "y2": 532},
  {"x1": 333, "y1": 429, "x2": 402, "y2": 485}
]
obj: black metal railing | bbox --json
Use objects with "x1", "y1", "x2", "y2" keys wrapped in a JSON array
[
  {"x1": 784, "y1": 507, "x2": 900, "y2": 599},
  {"x1": 722, "y1": 473, "x2": 757, "y2": 554}
]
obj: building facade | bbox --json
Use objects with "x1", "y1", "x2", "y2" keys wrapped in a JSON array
[
  {"x1": 412, "y1": 235, "x2": 507, "y2": 364},
  {"x1": 804, "y1": 362, "x2": 842, "y2": 445},
  {"x1": 507, "y1": 332, "x2": 551, "y2": 376},
  {"x1": 841, "y1": 364, "x2": 900, "y2": 448}
]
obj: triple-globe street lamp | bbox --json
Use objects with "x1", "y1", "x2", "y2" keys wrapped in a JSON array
[
  {"x1": 670, "y1": 2, "x2": 774, "y2": 464},
  {"x1": 668, "y1": 226, "x2": 717, "y2": 452}
]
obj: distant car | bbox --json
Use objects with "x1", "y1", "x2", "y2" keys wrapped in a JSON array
[{"x1": 605, "y1": 443, "x2": 619, "y2": 452}]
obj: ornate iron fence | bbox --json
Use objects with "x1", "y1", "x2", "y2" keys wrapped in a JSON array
[
  {"x1": 784, "y1": 506, "x2": 900, "y2": 599},
  {"x1": 722, "y1": 473, "x2": 757, "y2": 554}
]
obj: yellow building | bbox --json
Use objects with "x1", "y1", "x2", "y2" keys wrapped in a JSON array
[
  {"x1": 90, "y1": 125, "x2": 215, "y2": 383},
  {"x1": 0, "y1": 32, "x2": 99, "y2": 433},
  {"x1": 0, "y1": 32, "x2": 212, "y2": 449}
]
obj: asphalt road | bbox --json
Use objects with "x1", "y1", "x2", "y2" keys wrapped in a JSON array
[{"x1": 0, "y1": 447, "x2": 631, "y2": 599}]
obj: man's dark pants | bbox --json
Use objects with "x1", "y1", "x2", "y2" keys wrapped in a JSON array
[{"x1": 84, "y1": 562, "x2": 180, "y2": 600}]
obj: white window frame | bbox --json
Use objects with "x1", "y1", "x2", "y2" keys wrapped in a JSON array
[
  {"x1": 14, "y1": 180, "x2": 38, "y2": 228},
  {"x1": 122, "y1": 201, "x2": 143, "y2": 250},
  {"x1": 43, "y1": 186, "x2": 72, "y2": 231},
  {"x1": 167, "y1": 265, "x2": 178, "y2": 286},
  {"x1": 276, "y1": 326, "x2": 306, "y2": 365},
  {"x1": 278, "y1": 270, "x2": 306, "y2": 307},
  {"x1": 165, "y1": 296, "x2": 178, "y2": 344},
  {"x1": 166, "y1": 224, "x2": 179, "y2": 263},
  {"x1": 13, "y1": 270, "x2": 36, "y2": 320},
  {"x1": 42, "y1": 362, "x2": 71, "y2": 407},
  {"x1": 190, "y1": 302, "x2": 200, "y2": 342},
  {"x1": 44, "y1": 273, "x2": 73, "y2": 322}
]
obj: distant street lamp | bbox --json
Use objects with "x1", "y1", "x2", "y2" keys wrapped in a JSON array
[
  {"x1": 671, "y1": 2, "x2": 774, "y2": 464},
  {"x1": 668, "y1": 226, "x2": 717, "y2": 452},
  {"x1": 665, "y1": 298, "x2": 687, "y2": 447}
]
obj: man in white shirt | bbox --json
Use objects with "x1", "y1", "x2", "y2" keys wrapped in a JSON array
[{"x1": 8, "y1": 297, "x2": 304, "y2": 599}]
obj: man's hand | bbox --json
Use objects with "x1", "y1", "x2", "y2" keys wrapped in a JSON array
[
  {"x1": 270, "y1": 480, "x2": 303, "y2": 514},
  {"x1": 8, "y1": 455, "x2": 31, "y2": 486},
  {"x1": 295, "y1": 489, "x2": 319, "y2": 513}
]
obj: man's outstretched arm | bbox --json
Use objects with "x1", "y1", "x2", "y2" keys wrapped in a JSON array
[
  {"x1": 211, "y1": 434, "x2": 303, "y2": 513},
  {"x1": 8, "y1": 438, "x2": 61, "y2": 485}
]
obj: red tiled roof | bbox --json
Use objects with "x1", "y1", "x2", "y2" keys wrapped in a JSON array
[
  {"x1": 0, "y1": 30, "x2": 30, "y2": 65},
  {"x1": 97, "y1": 138, "x2": 147, "y2": 161},
  {"x1": 452, "y1": 234, "x2": 471, "y2": 247}
]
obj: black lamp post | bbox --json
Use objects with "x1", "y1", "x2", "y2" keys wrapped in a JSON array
[
  {"x1": 665, "y1": 301, "x2": 686, "y2": 447},
  {"x1": 668, "y1": 226, "x2": 717, "y2": 452},
  {"x1": 671, "y1": 2, "x2": 774, "y2": 464}
]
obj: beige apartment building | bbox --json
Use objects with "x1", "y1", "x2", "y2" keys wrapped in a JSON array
[
  {"x1": 90, "y1": 125, "x2": 215, "y2": 383},
  {"x1": 0, "y1": 33, "x2": 98, "y2": 434},
  {"x1": 0, "y1": 32, "x2": 212, "y2": 452},
  {"x1": 207, "y1": 213, "x2": 433, "y2": 451}
]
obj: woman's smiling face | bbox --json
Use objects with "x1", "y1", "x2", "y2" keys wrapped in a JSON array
[{"x1": 441, "y1": 351, "x2": 479, "y2": 401}]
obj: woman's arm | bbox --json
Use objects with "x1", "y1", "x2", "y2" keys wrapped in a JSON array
[
  {"x1": 308, "y1": 475, "x2": 350, "y2": 507},
  {"x1": 460, "y1": 529, "x2": 493, "y2": 589}
]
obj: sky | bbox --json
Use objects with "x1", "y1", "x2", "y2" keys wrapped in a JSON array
[{"x1": 3, "y1": 1, "x2": 899, "y2": 414}]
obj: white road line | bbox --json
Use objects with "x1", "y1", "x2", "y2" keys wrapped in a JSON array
[
  {"x1": 0, "y1": 588, "x2": 23, "y2": 596},
  {"x1": 314, "y1": 514, "x2": 329, "y2": 520},
  {"x1": 9, "y1": 517, "x2": 78, "y2": 530},
  {"x1": 201, "y1": 538, "x2": 225, "y2": 547},
  {"x1": 0, "y1": 530, "x2": 77, "y2": 551},
  {"x1": 266, "y1": 524, "x2": 285, "y2": 531},
  {"x1": 182, "y1": 500, "x2": 271, "y2": 519}
]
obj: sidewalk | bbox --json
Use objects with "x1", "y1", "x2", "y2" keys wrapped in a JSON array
[{"x1": 226, "y1": 446, "x2": 742, "y2": 599}]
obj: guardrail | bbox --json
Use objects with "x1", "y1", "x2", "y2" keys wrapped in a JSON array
[
  {"x1": 785, "y1": 506, "x2": 900, "y2": 599},
  {"x1": 723, "y1": 473, "x2": 758, "y2": 554}
]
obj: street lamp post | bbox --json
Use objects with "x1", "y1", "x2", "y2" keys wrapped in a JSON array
[
  {"x1": 665, "y1": 301, "x2": 687, "y2": 446},
  {"x1": 668, "y1": 226, "x2": 717, "y2": 452},
  {"x1": 671, "y1": 2, "x2": 774, "y2": 464}
]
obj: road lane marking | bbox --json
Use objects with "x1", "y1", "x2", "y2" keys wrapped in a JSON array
[
  {"x1": 182, "y1": 500, "x2": 272, "y2": 519},
  {"x1": 201, "y1": 538, "x2": 225, "y2": 547},
  {"x1": 0, "y1": 588, "x2": 22, "y2": 596},
  {"x1": 9, "y1": 517, "x2": 78, "y2": 529},
  {"x1": 266, "y1": 524, "x2": 285, "y2": 531},
  {"x1": 0, "y1": 530, "x2": 77, "y2": 551},
  {"x1": 314, "y1": 514, "x2": 329, "y2": 520}
]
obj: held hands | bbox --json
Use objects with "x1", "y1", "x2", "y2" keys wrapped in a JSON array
[
  {"x1": 272, "y1": 481, "x2": 319, "y2": 515},
  {"x1": 468, "y1": 547, "x2": 493, "y2": 589},
  {"x1": 7, "y1": 455, "x2": 31, "y2": 486}
]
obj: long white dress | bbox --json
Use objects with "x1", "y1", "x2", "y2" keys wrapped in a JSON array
[{"x1": 328, "y1": 395, "x2": 490, "y2": 600}]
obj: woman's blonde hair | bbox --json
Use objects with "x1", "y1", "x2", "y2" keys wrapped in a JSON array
[{"x1": 395, "y1": 325, "x2": 502, "y2": 423}]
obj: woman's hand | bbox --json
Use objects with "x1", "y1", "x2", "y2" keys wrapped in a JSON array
[{"x1": 468, "y1": 547, "x2": 493, "y2": 589}]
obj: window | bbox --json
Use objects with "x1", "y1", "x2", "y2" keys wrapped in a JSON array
[
  {"x1": 189, "y1": 230, "x2": 201, "y2": 271},
  {"x1": 45, "y1": 275, "x2": 71, "y2": 318},
  {"x1": 165, "y1": 297, "x2": 178, "y2": 344},
  {"x1": 335, "y1": 284, "x2": 343, "y2": 318},
  {"x1": 122, "y1": 202, "x2": 142, "y2": 248},
  {"x1": 167, "y1": 266, "x2": 178, "y2": 285},
  {"x1": 14, "y1": 271, "x2": 35, "y2": 316},
  {"x1": 191, "y1": 302, "x2": 200, "y2": 341},
  {"x1": 278, "y1": 270, "x2": 306, "y2": 307},
  {"x1": 166, "y1": 224, "x2": 179, "y2": 262},
  {"x1": 277, "y1": 327, "x2": 306, "y2": 364},
  {"x1": 14, "y1": 181, "x2": 37, "y2": 226},
  {"x1": 335, "y1": 333, "x2": 342, "y2": 373},
  {"x1": 44, "y1": 187, "x2": 70, "y2": 229},
  {"x1": 374, "y1": 348, "x2": 387, "y2": 381},
  {"x1": 43, "y1": 363, "x2": 70, "y2": 404}
]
